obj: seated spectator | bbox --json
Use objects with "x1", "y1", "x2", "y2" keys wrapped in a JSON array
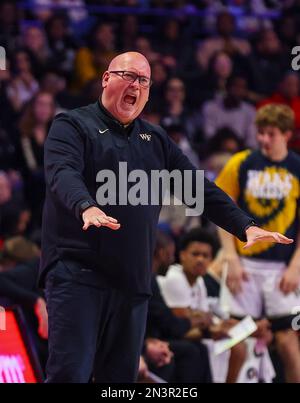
[
  {"x1": 81, "y1": 77, "x2": 103, "y2": 106},
  {"x1": 134, "y1": 36, "x2": 160, "y2": 65},
  {"x1": 204, "y1": 128, "x2": 245, "y2": 180},
  {"x1": 73, "y1": 22, "x2": 117, "y2": 91},
  {"x1": 248, "y1": 28, "x2": 290, "y2": 98},
  {"x1": 0, "y1": 0, "x2": 20, "y2": 54},
  {"x1": 6, "y1": 48, "x2": 39, "y2": 113},
  {"x1": 276, "y1": 12, "x2": 299, "y2": 53},
  {"x1": 257, "y1": 72, "x2": 300, "y2": 150},
  {"x1": 141, "y1": 336, "x2": 214, "y2": 383},
  {"x1": 161, "y1": 77, "x2": 194, "y2": 140},
  {"x1": 0, "y1": 171, "x2": 30, "y2": 239},
  {"x1": 145, "y1": 230, "x2": 212, "y2": 383},
  {"x1": 186, "y1": 50, "x2": 234, "y2": 110},
  {"x1": 197, "y1": 11, "x2": 251, "y2": 71},
  {"x1": 158, "y1": 122, "x2": 201, "y2": 238},
  {"x1": 22, "y1": 24, "x2": 50, "y2": 77},
  {"x1": 258, "y1": 72, "x2": 300, "y2": 122},
  {"x1": 0, "y1": 236, "x2": 39, "y2": 271},
  {"x1": 147, "y1": 60, "x2": 169, "y2": 112},
  {"x1": 0, "y1": 238, "x2": 48, "y2": 369},
  {"x1": 40, "y1": 70, "x2": 81, "y2": 110},
  {"x1": 141, "y1": 105, "x2": 162, "y2": 126},
  {"x1": 202, "y1": 75, "x2": 257, "y2": 148},
  {"x1": 207, "y1": 128, "x2": 245, "y2": 156},
  {"x1": 140, "y1": 338, "x2": 174, "y2": 382},
  {"x1": 116, "y1": 14, "x2": 140, "y2": 52},
  {"x1": 154, "y1": 18, "x2": 183, "y2": 70},
  {"x1": 0, "y1": 124, "x2": 17, "y2": 171},
  {"x1": 45, "y1": 14, "x2": 77, "y2": 80},
  {"x1": 157, "y1": 227, "x2": 247, "y2": 383},
  {"x1": 17, "y1": 91, "x2": 55, "y2": 225},
  {"x1": 28, "y1": 0, "x2": 88, "y2": 34},
  {"x1": 165, "y1": 123, "x2": 200, "y2": 168},
  {"x1": 0, "y1": 58, "x2": 16, "y2": 131}
]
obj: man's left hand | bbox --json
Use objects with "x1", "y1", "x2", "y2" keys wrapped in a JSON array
[{"x1": 244, "y1": 226, "x2": 293, "y2": 249}]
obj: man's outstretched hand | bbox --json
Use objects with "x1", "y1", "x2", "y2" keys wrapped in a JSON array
[
  {"x1": 244, "y1": 226, "x2": 293, "y2": 249},
  {"x1": 82, "y1": 206, "x2": 121, "y2": 231}
]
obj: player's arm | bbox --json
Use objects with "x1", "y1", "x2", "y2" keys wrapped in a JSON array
[
  {"x1": 215, "y1": 153, "x2": 250, "y2": 294},
  {"x1": 171, "y1": 307, "x2": 212, "y2": 337},
  {"x1": 280, "y1": 226, "x2": 300, "y2": 294},
  {"x1": 218, "y1": 227, "x2": 249, "y2": 294}
]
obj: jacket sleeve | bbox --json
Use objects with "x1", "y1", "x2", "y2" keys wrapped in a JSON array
[
  {"x1": 44, "y1": 113, "x2": 97, "y2": 221},
  {"x1": 167, "y1": 136, "x2": 254, "y2": 242}
]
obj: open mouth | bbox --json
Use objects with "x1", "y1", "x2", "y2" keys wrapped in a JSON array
[{"x1": 124, "y1": 94, "x2": 137, "y2": 105}]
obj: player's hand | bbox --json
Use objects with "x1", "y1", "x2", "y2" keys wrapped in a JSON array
[
  {"x1": 253, "y1": 319, "x2": 273, "y2": 344},
  {"x1": 145, "y1": 338, "x2": 173, "y2": 367},
  {"x1": 244, "y1": 226, "x2": 293, "y2": 249},
  {"x1": 224, "y1": 253, "x2": 248, "y2": 294},
  {"x1": 82, "y1": 206, "x2": 121, "y2": 231},
  {"x1": 279, "y1": 267, "x2": 300, "y2": 295},
  {"x1": 190, "y1": 311, "x2": 213, "y2": 330},
  {"x1": 210, "y1": 319, "x2": 237, "y2": 340}
]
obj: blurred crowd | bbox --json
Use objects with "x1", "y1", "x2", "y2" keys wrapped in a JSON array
[{"x1": 1, "y1": 0, "x2": 300, "y2": 383}]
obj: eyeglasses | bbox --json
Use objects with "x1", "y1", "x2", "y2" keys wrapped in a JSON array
[{"x1": 109, "y1": 70, "x2": 152, "y2": 88}]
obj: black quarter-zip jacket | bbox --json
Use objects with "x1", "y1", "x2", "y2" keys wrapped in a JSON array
[{"x1": 40, "y1": 101, "x2": 254, "y2": 295}]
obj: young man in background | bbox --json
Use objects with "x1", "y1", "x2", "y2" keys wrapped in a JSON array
[{"x1": 216, "y1": 104, "x2": 300, "y2": 382}]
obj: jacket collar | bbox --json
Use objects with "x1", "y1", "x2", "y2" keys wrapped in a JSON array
[{"x1": 94, "y1": 99, "x2": 135, "y2": 135}]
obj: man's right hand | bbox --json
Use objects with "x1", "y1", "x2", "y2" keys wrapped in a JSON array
[
  {"x1": 82, "y1": 206, "x2": 121, "y2": 231},
  {"x1": 224, "y1": 254, "x2": 248, "y2": 294}
]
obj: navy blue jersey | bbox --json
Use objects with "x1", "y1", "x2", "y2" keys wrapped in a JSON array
[{"x1": 216, "y1": 149, "x2": 300, "y2": 263}]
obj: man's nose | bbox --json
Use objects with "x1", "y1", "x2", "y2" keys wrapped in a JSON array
[
  {"x1": 261, "y1": 135, "x2": 270, "y2": 144},
  {"x1": 129, "y1": 78, "x2": 141, "y2": 89}
]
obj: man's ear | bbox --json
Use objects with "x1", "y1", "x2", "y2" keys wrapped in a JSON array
[
  {"x1": 285, "y1": 130, "x2": 293, "y2": 141},
  {"x1": 102, "y1": 71, "x2": 109, "y2": 88}
]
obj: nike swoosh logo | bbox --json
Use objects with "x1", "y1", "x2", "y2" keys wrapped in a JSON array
[{"x1": 99, "y1": 128, "x2": 109, "y2": 134}]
